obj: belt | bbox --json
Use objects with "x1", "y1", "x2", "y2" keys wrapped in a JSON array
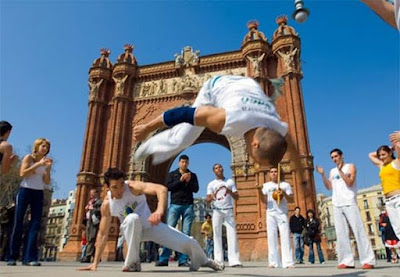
[
  {"x1": 214, "y1": 207, "x2": 233, "y2": 211},
  {"x1": 385, "y1": 194, "x2": 400, "y2": 202}
]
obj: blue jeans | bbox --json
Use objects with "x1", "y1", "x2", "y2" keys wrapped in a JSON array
[
  {"x1": 308, "y1": 240, "x2": 325, "y2": 264},
  {"x1": 205, "y1": 238, "x2": 214, "y2": 259},
  {"x1": 8, "y1": 188, "x2": 44, "y2": 263},
  {"x1": 293, "y1": 232, "x2": 304, "y2": 262},
  {"x1": 159, "y1": 204, "x2": 194, "y2": 265}
]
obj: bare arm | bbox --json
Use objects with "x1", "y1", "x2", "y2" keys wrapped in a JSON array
[
  {"x1": 361, "y1": 0, "x2": 397, "y2": 29},
  {"x1": 1, "y1": 143, "x2": 14, "y2": 174},
  {"x1": 389, "y1": 131, "x2": 400, "y2": 167},
  {"x1": 338, "y1": 164, "x2": 357, "y2": 187},
  {"x1": 129, "y1": 180, "x2": 168, "y2": 225},
  {"x1": 78, "y1": 200, "x2": 112, "y2": 271},
  {"x1": 315, "y1": 166, "x2": 332, "y2": 190},
  {"x1": 369, "y1": 151, "x2": 383, "y2": 167},
  {"x1": 227, "y1": 189, "x2": 239, "y2": 201},
  {"x1": 206, "y1": 194, "x2": 213, "y2": 204},
  {"x1": 20, "y1": 155, "x2": 47, "y2": 178},
  {"x1": 133, "y1": 106, "x2": 226, "y2": 141}
]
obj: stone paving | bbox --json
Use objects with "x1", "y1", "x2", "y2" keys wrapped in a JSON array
[{"x1": 0, "y1": 260, "x2": 399, "y2": 277}]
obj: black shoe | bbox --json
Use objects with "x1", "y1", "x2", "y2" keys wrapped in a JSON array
[
  {"x1": 178, "y1": 262, "x2": 190, "y2": 267},
  {"x1": 155, "y1": 261, "x2": 168, "y2": 267},
  {"x1": 80, "y1": 257, "x2": 91, "y2": 263},
  {"x1": 232, "y1": 264, "x2": 243, "y2": 268}
]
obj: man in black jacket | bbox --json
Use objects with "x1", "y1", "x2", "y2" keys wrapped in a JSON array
[
  {"x1": 156, "y1": 155, "x2": 199, "y2": 267},
  {"x1": 289, "y1": 206, "x2": 305, "y2": 264}
]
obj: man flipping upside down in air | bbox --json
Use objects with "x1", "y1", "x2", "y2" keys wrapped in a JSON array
[{"x1": 133, "y1": 75, "x2": 291, "y2": 167}]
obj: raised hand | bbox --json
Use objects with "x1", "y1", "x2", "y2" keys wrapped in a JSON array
[
  {"x1": 315, "y1": 166, "x2": 324, "y2": 175},
  {"x1": 389, "y1": 131, "x2": 400, "y2": 147}
]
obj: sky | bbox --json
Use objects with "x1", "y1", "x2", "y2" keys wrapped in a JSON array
[{"x1": 1, "y1": 0, "x2": 399, "y2": 200}]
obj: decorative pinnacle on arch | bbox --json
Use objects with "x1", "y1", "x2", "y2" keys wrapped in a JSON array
[
  {"x1": 124, "y1": 44, "x2": 134, "y2": 52},
  {"x1": 276, "y1": 15, "x2": 288, "y2": 25},
  {"x1": 100, "y1": 48, "x2": 111, "y2": 57},
  {"x1": 247, "y1": 20, "x2": 259, "y2": 30}
]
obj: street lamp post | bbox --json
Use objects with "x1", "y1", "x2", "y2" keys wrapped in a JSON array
[{"x1": 292, "y1": 0, "x2": 310, "y2": 23}]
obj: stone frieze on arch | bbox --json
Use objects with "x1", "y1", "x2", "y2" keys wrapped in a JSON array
[{"x1": 132, "y1": 67, "x2": 246, "y2": 100}]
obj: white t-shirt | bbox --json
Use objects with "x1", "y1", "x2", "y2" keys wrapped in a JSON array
[
  {"x1": 20, "y1": 161, "x2": 47, "y2": 191},
  {"x1": 107, "y1": 181, "x2": 152, "y2": 228},
  {"x1": 329, "y1": 164, "x2": 357, "y2": 207},
  {"x1": 207, "y1": 178, "x2": 237, "y2": 209},
  {"x1": 197, "y1": 75, "x2": 288, "y2": 137},
  {"x1": 261, "y1": 181, "x2": 293, "y2": 214}
]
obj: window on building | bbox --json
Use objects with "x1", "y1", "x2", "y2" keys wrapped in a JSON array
[
  {"x1": 371, "y1": 238, "x2": 376, "y2": 247},
  {"x1": 368, "y1": 224, "x2": 374, "y2": 235},
  {"x1": 363, "y1": 199, "x2": 369, "y2": 209},
  {"x1": 378, "y1": 197, "x2": 384, "y2": 207},
  {"x1": 366, "y1": 211, "x2": 371, "y2": 221}
]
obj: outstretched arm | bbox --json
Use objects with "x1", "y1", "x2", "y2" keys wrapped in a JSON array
[
  {"x1": 133, "y1": 106, "x2": 226, "y2": 141},
  {"x1": 390, "y1": 131, "x2": 400, "y2": 167},
  {"x1": 78, "y1": 200, "x2": 112, "y2": 271},
  {"x1": 360, "y1": 0, "x2": 397, "y2": 29}
]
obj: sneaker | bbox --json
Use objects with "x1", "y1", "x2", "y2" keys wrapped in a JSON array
[
  {"x1": 321, "y1": 262, "x2": 325, "y2": 264},
  {"x1": 6, "y1": 260, "x2": 16, "y2": 266},
  {"x1": 178, "y1": 262, "x2": 190, "y2": 267},
  {"x1": 337, "y1": 264, "x2": 355, "y2": 269},
  {"x1": 122, "y1": 262, "x2": 141, "y2": 272},
  {"x1": 155, "y1": 261, "x2": 168, "y2": 267},
  {"x1": 206, "y1": 259, "x2": 225, "y2": 271},
  {"x1": 362, "y1": 264, "x2": 374, "y2": 269}
]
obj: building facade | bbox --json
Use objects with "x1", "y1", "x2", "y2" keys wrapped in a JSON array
[
  {"x1": 60, "y1": 190, "x2": 76, "y2": 250},
  {"x1": 60, "y1": 16, "x2": 317, "y2": 261},
  {"x1": 42, "y1": 199, "x2": 67, "y2": 261}
]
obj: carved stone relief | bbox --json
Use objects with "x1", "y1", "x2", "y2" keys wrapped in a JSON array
[{"x1": 133, "y1": 68, "x2": 246, "y2": 100}]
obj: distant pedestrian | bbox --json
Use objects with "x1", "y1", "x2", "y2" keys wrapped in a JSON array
[
  {"x1": 289, "y1": 206, "x2": 305, "y2": 264},
  {"x1": 201, "y1": 214, "x2": 214, "y2": 259},
  {"x1": 305, "y1": 209, "x2": 325, "y2": 264}
]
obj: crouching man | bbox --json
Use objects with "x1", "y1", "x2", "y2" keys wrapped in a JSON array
[{"x1": 78, "y1": 167, "x2": 224, "y2": 272}]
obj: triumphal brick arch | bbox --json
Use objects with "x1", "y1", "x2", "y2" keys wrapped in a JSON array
[{"x1": 59, "y1": 16, "x2": 317, "y2": 261}]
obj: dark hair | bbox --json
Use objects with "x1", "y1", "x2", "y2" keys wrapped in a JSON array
[
  {"x1": 179, "y1": 154, "x2": 189, "y2": 161},
  {"x1": 330, "y1": 148, "x2": 343, "y2": 156},
  {"x1": 0, "y1": 121, "x2": 12, "y2": 136},
  {"x1": 376, "y1": 145, "x2": 395, "y2": 160},
  {"x1": 306, "y1": 209, "x2": 315, "y2": 218},
  {"x1": 104, "y1": 168, "x2": 126, "y2": 187},
  {"x1": 294, "y1": 206, "x2": 301, "y2": 211},
  {"x1": 205, "y1": 213, "x2": 211, "y2": 219},
  {"x1": 213, "y1": 163, "x2": 222, "y2": 170}
]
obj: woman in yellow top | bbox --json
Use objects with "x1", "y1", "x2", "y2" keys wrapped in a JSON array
[{"x1": 369, "y1": 131, "x2": 400, "y2": 241}]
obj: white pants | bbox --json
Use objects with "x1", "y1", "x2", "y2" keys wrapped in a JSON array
[
  {"x1": 133, "y1": 79, "x2": 214, "y2": 164},
  {"x1": 120, "y1": 213, "x2": 209, "y2": 270},
  {"x1": 266, "y1": 211, "x2": 294, "y2": 268},
  {"x1": 386, "y1": 195, "x2": 400, "y2": 240},
  {"x1": 333, "y1": 205, "x2": 376, "y2": 266},
  {"x1": 212, "y1": 209, "x2": 241, "y2": 266}
]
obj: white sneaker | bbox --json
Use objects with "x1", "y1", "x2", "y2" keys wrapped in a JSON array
[
  {"x1": 206, "y1": 259, "x2": 225, "y2": 271},
  {"x1": 122, "y1": 262, "x2": 141, "y2": 272}
]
